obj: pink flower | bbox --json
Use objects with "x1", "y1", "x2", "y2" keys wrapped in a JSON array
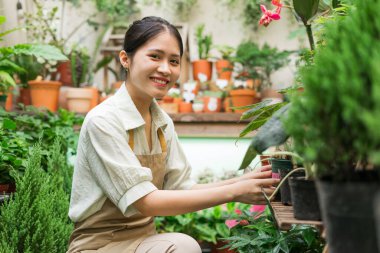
[
  {"x1": 250, "y1": 205, "x2": 266, "y2": 213},
  {"x1": 234, "y1": 209, "x2": 242, "y2": 215},
  {"x1": 225, "y1": 219, "x2": 239, "y2": 229},
  {"x1": 259, "y1": 4, "x2": 281, "y2": 27}
]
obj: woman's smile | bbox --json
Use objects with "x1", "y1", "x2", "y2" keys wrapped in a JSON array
[{"x1": 150, "y1": 76, "x2": 170, "y2": 88}]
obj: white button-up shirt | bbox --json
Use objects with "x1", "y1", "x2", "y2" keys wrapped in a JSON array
[{"x1": 69, "y1": 84, "x2": 195, "y2": 222}]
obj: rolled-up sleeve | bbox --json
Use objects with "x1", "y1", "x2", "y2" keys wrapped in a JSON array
[
  {"x1": 85, "y1": 116, "x2": 157, "y2": 216},
  {"x1": 163, "y1": 126, "x2": 196, "y2": 190}
]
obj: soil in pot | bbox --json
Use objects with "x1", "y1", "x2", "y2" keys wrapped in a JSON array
[
  {"x1": 289, "y1": 177, "x2": 321, "y2": 221},
  {"x1": 316, "y1": 172, "x2": 380, "y2": 253}
]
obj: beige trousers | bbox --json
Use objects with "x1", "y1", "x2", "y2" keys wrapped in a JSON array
[{"x1": 82, "y1": 233, "x2": 202, "y2": 253}]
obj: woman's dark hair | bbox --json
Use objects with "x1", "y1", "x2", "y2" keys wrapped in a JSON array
[{"x1": 123, "y1": 16, "x2": 183, "y2": 58}]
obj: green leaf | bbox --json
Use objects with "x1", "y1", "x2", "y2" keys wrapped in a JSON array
[
  {"x1": 238, "y1": 141, "x2": 258, "y2": 170},
  {"x1": 11, "y1": 44, "x2": 68, "y2": 61},
  {"x1": 251, "y1": 103, "x2": 291, "y2": 153},
  {"x1": 0, "y1": 16, "x2": 5, "y2": 25},
  {"x1": 293, "y1": 0, "x2": 320, "y2": 25},
  {"x1": 240, "y1": 100, "x2": 273, "y2": 120},
  {"x1": 0, "y1": 71, "x2": 16, "y2": 86}
]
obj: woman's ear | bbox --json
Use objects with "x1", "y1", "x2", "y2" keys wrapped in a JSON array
[{"x1": 119, "y1": 50, "x2": 129, "y2": 70}]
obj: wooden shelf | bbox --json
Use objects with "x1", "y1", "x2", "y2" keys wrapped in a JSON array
[
  {"x1": 169, "y1": 112, "x2": 249, "y2": 123},
  {"x1": 167, "y1": 113, "x2": 254, "y2": 138},
  {"x1": 271, "y1": 202, "x2": 323, "y2": 230}
]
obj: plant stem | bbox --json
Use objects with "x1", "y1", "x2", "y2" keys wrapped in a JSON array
[
  {"x1": 305, "y1": 24, "x2": 315, "y2": 51},
  {"x1": 268, "y1": 168, "x2": 305, "y2": 201}
]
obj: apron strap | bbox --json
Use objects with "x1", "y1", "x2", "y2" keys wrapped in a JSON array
[
  {"x1": 128, "y1": 128, "x2": 167, "y2": 153},
  {"x1": 157, "y1": 128, "x2": 167, "y2": 153},
  {"x1": 128, "y1": 129, "x2": 134, "y2": 150}
]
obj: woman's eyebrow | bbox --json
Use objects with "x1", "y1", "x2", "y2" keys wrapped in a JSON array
[{"x1": 147, "y1": 49, "x2": 180, "y2": 57}]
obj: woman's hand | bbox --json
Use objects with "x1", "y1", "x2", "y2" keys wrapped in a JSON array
[
  {"x1": 231, "y1": 177, "x2": 279, "y2": 205},
  {"x1": 237, "y1": 165, "x2": 272, "y2": 182}
]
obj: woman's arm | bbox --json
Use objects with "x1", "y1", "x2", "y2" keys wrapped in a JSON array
[
  {"x1": 191, "y1": 166, "x2": 272, "y2": 190},
  {"x1": 133, "y1": 176, "x2": 278, "y2": 217}
]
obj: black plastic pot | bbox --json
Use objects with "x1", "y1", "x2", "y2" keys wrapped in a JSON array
[
  {"x1": 271, "y1": 158, "x2": 292, "y2": 204},
  {"x1": 375, "y1": 191, "x2": 380, "y2": 252},
  {"x1": 317, "y1": 179, "x2": 380, "y2": 253},
  {"x1": 289, "y1": 177, "x2": 321, "y2": 221},
  {"x1": 269, "y1": 158, "x2": 287, "y2": 201}
]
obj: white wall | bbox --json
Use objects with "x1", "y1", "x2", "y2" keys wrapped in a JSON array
[{"x1": 2, "y1": 0, "x2": 308, "y2": 90}]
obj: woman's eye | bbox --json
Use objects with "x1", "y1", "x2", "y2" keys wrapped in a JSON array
[
  {"x1": 150, "y1": 54, "x2": 160, "y2": 59},
  {"x1": 171, "y1": 59, "x2": 180, "y2": 65}
]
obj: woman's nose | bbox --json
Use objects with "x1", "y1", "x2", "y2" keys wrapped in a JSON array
[{"x1": 158, "y1": 61, "x2": 171, "y2": 75}]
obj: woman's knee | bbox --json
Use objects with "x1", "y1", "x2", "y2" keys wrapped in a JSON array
[
  {"x1": 169, "y1": 233, "x2": 201, "y2": 253},
  {"x1": 136, "y1": 232, "x2": 201, "y2": 253}
]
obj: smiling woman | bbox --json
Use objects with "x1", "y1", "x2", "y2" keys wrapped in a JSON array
[{"x1": 67, "y1": 16, "x2": 278, "y2": 253}]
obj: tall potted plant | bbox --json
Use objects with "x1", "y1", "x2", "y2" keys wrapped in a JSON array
[
  {"x1": 192, "y1": 24, "x2": 213, "y2": 81},
  {"x1": 284, "y1": 0, "x2": 380, "y2": 252},
  {"x1": 215, "y1": 45, "x2": 235, "y2": 81}
]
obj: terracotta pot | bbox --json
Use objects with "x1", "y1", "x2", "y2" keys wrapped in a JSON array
[
  {"x1": 229, "y1": 89, "x2": 257, "y2": 113},
  {"x1": 223, "y1": 97, "x2": 233, "y2": 112},
  {"x1": 215, "y1": 60, "x2": 233, "y2": 81},
  {"x1": 203, "y1": 97, "x2": 222, "y2": 113},
  {"x1": 18, "y1": 87, "x2": 32, "y2": 106},
  {"x1": 179, "y1": 101, "x2": 193, "y2": 113},
  {"x1": 192, "y1": 59, "x2": 212, "y2": 81},
  {"x1": 192, "y1": 102, "x2": 204, "y2": 113},
  {"x1": 0, "y1": 183, "x2": 9, "y2": 193},
  {"x1": 5, "y1": 90, "x2": 13, "y2": 111},
  {"x1": 28, "y1": 80, "x2": 62, "y2": 112},
  {"x1": 89, "y1": 87, "x2": 99, "y2": 109},
  {"x1": 66, "y1": 87, "x2": 94, "y2": 114},
  {"x1": 57, "y1": 61, "x2": 73, "y2": 86}
]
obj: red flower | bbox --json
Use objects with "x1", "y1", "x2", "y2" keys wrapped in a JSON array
[
  {"x1": 234, "y1": 209, "x2": 242, "y2": 215},
  {"x1": 259, "y1": 4, "x2": 281, "y2": 27},
  {"x1": 239, "y1": 220, "x2": 249, "y2": 226},
  {"x1": 272, "y1": 0, "x2": 283, "y2": 7}
]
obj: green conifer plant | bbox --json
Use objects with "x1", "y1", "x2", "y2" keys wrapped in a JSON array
[{"x1": 0, "y1": 142, "x2": 73, "y2": 253}]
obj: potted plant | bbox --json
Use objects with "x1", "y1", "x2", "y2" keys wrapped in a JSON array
[
  {"x1": 192, "y1": 23, "x2": 213, "y2": 81},
  {"x1": 214, "y1": 45, "x2": 235, "y2": 81},
  {"x1": 224, "y1": 204, "x2": 324, "y2": 252},
  {"x1": 233, "y1": 41, "x2": 291, "y2": 100},
  {"x1": 284, "y1": 1, "x2": 380, "y2": 252}
]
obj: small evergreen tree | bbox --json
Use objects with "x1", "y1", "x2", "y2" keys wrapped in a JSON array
[{"x1": 0, "y1": 142, "x2": 73, "y2": 253}]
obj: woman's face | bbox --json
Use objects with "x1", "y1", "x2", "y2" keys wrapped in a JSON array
[{"x1": 123, "y1": 31, "x2": 181, "y2": 101}]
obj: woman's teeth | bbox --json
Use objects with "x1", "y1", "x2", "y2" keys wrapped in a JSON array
[{"x1": 151, "y1": 78, "x2": 167, "y2": 85}]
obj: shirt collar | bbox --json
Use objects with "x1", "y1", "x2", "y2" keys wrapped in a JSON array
[{"x1": 111, "y1": 82, "x2": 168, "y2": 131}]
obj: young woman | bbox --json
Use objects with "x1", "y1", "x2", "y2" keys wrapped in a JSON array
[{"x1": 67, "y1": 16, "x2": 278, "y2": 253}]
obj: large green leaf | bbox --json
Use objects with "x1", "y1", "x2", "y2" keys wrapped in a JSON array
[
  {"x1": 239, "y1": 103, "x2": 287, "y2": 137},
  {"x1": 10, "y1": 44, "x2": 68, "y2": 61},
  {"x1": 238, "y1": 104, "x2": 291, "y2": 170},
  {"x1": 293, "y1": 0, "x2": 320, "y2": 25},
  {"x1": 0, "y1": 59, "x2": 25, "y2": 73},
  {"x1": 251, "y1": 103, "x2": 291, "y2": 153}
]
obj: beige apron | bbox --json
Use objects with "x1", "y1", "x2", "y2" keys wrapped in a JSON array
[{"x1": 68, "y1": 128, "x2": 167, "y2": 253}]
